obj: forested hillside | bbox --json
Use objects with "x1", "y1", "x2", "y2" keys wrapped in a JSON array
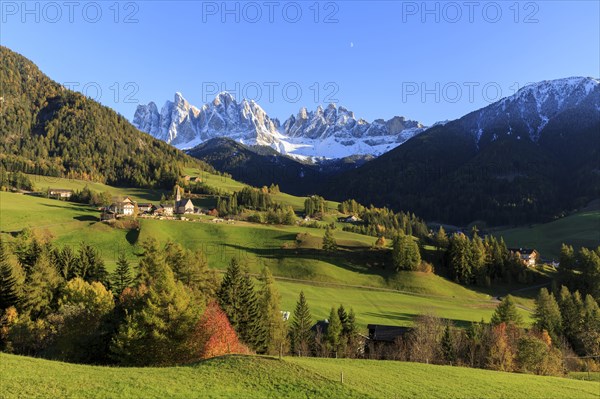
[
  {"x1": 323, "y1": 79, "x2": 600, "y2": 226},
  {"x1": 0, "y1": 46, "x2": 214, "y2": 188}
]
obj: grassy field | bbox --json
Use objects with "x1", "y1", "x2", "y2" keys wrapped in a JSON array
[
  {"x1": 25, "y1": 174, "x2": 165, "y2": 202},
  {"x1": 276, "y1": 280, "x2": 529, "y2": 328},
  {"x1": 0, "y1": 191, "x2": 535, "y2": 328},
  {"x1": 494, "y1": 210, "x2": 600, "y2": 259},
  {"x1": 1, "y1": 353, "x2": 597, "y2": 399}
]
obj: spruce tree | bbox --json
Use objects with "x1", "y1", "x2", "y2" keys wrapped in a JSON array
[
  {"x1": 238, "y1": 265, "x2": 265, "y2": 351},
  {"x1": 110, "y1": 241, "x2": 199, "y2": 366},
  {"x1": 435, "y1": 226, "x2": 448, "y2": 250},
  {"x1": 490, "y1": 295, "x2": 523, "y2": 326},
  {"x1": 392, "y1": 234, "x2": 421, "y2": 271},
  {"x1": 22, "y1": 252, "x2": 62, "y2": 318},
  {"x1": 322, "y1": 227, "x2": 337, "y2": 252},
  {"x1": 0, "y1": 240, "x2": 20, "y2": 310},
  {"x1": 258, "y1": 267, "x2": 288, "y2": 355},
  {"x1": 441, "y1": 325, "x2": 456, "y2": 364},
  {"x1": 77, "y1": 243, "x2": 109, "y2": 287},
  {"x1": 326, "y1": 307, "x2": 342, "y2": 356},
  {"x1": 217, "y1": 258, "x2": 245, "y2": 329},
  {"x1": 290, "y1": 291, "x2": 312, "y2": 356},
  {"x1": 217, "y1": 259, "x2": 265, "y2": 351},
  {"x1": 533, "y1": 288, "x2": 563, "y2": 343},
  {"x1": 112, "y1": 252, "x2": 133, "y2": 297},
  {"x1": 337, "y1": 305, "x2": 349, "y2": 335}
]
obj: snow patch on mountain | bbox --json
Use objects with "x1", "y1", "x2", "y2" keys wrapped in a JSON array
[
  {"x1": 133, "y1": 93, "x2": 426, "y2": 159},
  {"x1": 469, "y1": 77, "x2": 599, "y2": 143}
]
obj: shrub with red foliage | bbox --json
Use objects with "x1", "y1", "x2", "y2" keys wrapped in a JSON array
[{"x1": 191, "y1": 301, "x2": 249, "y2": 359}]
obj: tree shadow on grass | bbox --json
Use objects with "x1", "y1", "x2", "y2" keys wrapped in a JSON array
[
  {"x1": 362, "y1": 312, "x2": 476, "y2": 328},
  {"x1": 222, "y1": 243, "x2": 394, "y2": 279},
  {"x1": 73, "y1": 215, "x2": 98, "y2": 222}
]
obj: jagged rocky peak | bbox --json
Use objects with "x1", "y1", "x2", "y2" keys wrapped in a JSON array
[{"x1": 133, "y1": 91, "x2": 427, "y2": 159}]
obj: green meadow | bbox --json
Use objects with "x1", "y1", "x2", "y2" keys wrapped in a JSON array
[
  {"x1": 494, "y1": 209, "x2": 600, "y2": 259},
  {"x1": 1, "y1": 353, "x2": 597, "y2": 399}
]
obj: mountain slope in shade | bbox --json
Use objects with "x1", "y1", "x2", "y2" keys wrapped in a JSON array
[
  {"x1": 186, "y1": 137, "x2": 372, "y2": 196},
  {"x1": 321, "y1": 77, "x2": 600, "y2": 226},
  {"x1": 133, "y1": 93, "x2": 426, "y2": 159}
]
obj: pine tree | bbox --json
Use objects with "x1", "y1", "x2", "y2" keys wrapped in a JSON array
[
  {"x1": 557, "y1": 286, "x2": 584, "y2": 353},
  {"x1": 290, "y1": 291, "x2": 312, "y2": 356},
  {"x1": 77, "y1": 243, "x2": 109, "y2": 287},
  {"x1": 490, "y1": 295, "x2": 523, "y2": 326},
  {"x1": 112, "y1": 252, "x2": 133, "y2": 297},
  {"x1": 110, "y1": 241, "x2": 199, "y2": 366},
  {"x1": 217, "y1": 258, "x2": 245, "y2": 329},
  {"x1": 258, "y1": 267, "x2": 288, "y2": 356},
  {"x1": 337, "y1": 305, "x2": 349, "y2": 335},
  {"x1": 581, "y1": 294, "x2": 600, "y2": 357},
  {"x1": 434, "y1": 226, "x2": 448, "y2": 250},
  {"x1": 22, "y1": 252, "x2": 62, "y2": 318},
  {"x1": 533, "y1": 288, "x2": 563, "y2": 343},
  {"x1": 441, "y1": 325, "x2": 456, "y2": 364},
  {"x1": 447, "y1": 233, "x2": 472, "y2": 284},
  {"x1": 322, "y1": 226, "x2": 337, "y2": 252},
  {"x1": 238, "y1": 265, "x2": 266, "y2": 351},
  {"x1": 325, "y1": 307, "x2": 342, "y2": 356},
  {"x1": 217, "y1": 259, "x2": 264, "y2": 351},
  {"x1": 54, "y1": 246, "x2": 77, "y2": 280},
  {"x1": 392, "y1": 234, "x2": 421, "y2": 271},
  {"x1": 0, "y1": 240, "x2": 20, "y2": 310}
]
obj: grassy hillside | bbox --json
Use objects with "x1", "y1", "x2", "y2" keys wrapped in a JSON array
[
  {"x1": 25, "y1": 173, "x2": 165, "y2": 202},
  {"x1": 289, "y1": 357, "x2": 600, "y2": 399},
  {"x1": 0, "y1": 190, "x2": 536, "y2": 328},
  {"x1": 276, "y1": 280, "x2": 528, "y2": 328},
  {"x1": 494, "y1": 209, "x2": 600, "y2": 259},
  {"x1": 1, "y1": 353, "x2": 597, "y2": 399}
]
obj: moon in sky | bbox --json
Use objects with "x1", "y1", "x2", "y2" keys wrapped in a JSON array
[{"x1": 350, "y1": 42, "x2": 354, "y2": 48}]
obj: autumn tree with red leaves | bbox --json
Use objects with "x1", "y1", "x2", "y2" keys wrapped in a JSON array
[{"x1": 190, "y1": 300, "x2": 249, "y2": 360}]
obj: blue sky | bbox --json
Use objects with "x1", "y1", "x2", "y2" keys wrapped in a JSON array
[{"x1": 2, "y1": 1, "x2": 599, "y2": 125}]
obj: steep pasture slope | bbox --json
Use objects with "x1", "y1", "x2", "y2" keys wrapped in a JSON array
[{"x1": 494, "y1": 210, "x2": 600, "y2": 259}]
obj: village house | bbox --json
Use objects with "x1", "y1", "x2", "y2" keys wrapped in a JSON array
[
  {"x1": 509, "y1": 248, "x2": 540, "y2": 267},
  {"x1": 100, "y1": 209, "x2": 117, "y2": 221},
  {"x1": 137, "y1": 203, "x2": 154, "y2": 214},
  {"x1": 337, "y1": 215, "x2": 361, "y2": 223},
  {"x1": 109, "y1": 197, "x2": 135, "y2": 216},
  {"x1": 367, "y1": 324, "x2": 411, "y2": 345},
  {"x1": 157, "y1": 204, "x2": 174, "y2": 216},
  {"x1": 49, "y1": 188, "x2": 74, "y2": 200}
]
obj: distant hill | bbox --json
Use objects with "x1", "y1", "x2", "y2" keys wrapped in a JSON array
[
  {"x1": 0, "y1": 46, "x2": 213, "y2": 188},
  {"x1": 322, "y1": 77, "x2": 600, "y2": 226},
  {"x1": 187, "y1": 137, "x2": 372, "y2": 195}
]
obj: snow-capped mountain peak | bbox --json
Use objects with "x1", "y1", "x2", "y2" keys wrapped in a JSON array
[
  {"x1": 467, "y1": 76, "x2": 599, "y2": 143},
  {"x1": 133, "y1": 92, "x2": 427, "y2": 159}
]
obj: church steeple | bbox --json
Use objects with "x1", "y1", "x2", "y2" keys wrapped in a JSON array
[{"x1": 175, "y1": 185, "x2": 182, "y2": 202}]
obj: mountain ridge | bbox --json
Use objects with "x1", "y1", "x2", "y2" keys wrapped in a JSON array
[{"x1": 133, "y1": 92, "x2": 426, "y2": 159}]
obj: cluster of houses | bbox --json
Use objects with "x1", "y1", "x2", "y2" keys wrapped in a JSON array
[{"x1": 100, "y1": 186, "x2": 198, "y2": 221}]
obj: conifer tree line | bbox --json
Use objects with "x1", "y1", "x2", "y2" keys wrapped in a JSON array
[
  {"x1": 304, "y1": 195, "x2": 328, "y2": 218},
  {"x1": 0, "y1": 232, "x2": 363, "y2": 364},
  {"x1": 338, "y1": 199, "x2": 429, "y2": 239},
  {"x1": 435, "y1": 229, "x2": 543, "y2": 287},
  {"x1": 0, "y1": 170, "x2": 34, "y2": 192},
  {"x1": 214, "y1": 186, "x2": 297, "y2": 224}
]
